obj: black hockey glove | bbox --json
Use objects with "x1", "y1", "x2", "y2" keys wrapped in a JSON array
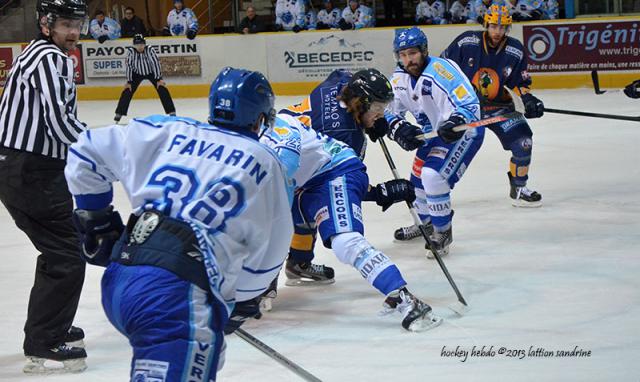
[
  {"x1": 186, "y1": 29, "x2": 197, "y2": 40},
  {"x1": 97, "y1": 35, "x2": 108, "y2": 44},
  {"x1": 338, "y1": 18, "x2": 352, "y2": 30},
  {"x1": 437, "y1": 113, "x2": 467, "y2": 143},
  {"x1": 224, "y1": 297, "x2": 262, "y2": 335},
  {"x1": 274, "y1": 24, "x2": 284, "y2": 32},
  {"x1": 521, "y1": 93, "x2": 545, "y2": 119},
  {"x1": 369, "y1": 179, "x2": 416, "y2": 212},
  {"x1": 623, "y1": 80, "x2": 640, "y2": 99},
  {"x1": 72, "y1": 206, "x2": 124, "y2": 267},
  {"x1": 162, "y1": 26, "x2": 171, "y2": 36},
  {"x1": 476, "y1": 16, "x2": 484, "y2": 24},
  {"x1": 389, "y1": 120, "x2": 423, "y2": 151},
  {"x1": 443, "y1": 11, "x2": 452, "y2": 21},
  {"x1": 316, "y1": 21, "x2": 329, "y2": 30},
  {"x1": 292, "y1": 25, "x2": 302, "y2": 33},
  {"x1": 365, "y1": 118, "x2": 389, "y2": 142}
]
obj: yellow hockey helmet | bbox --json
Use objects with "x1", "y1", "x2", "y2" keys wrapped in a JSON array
[{"x1": 484, "y1": 5, "x2": 512, "y2": 27}]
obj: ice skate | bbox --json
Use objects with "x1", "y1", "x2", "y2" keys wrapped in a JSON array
[
  {"x1": 65, "y1": 326, "x2": 85, "y2": 348},
  {"x1": 284, "y1": 258, "x2": 335, "y2": 286},
  {"x1": 509, "y1": 173, "x2": 542, "y2": 207},
  {"x1": 23, "y1": 343, "x2": 87, "y2": 374},
  {"x1": 426, "y1": 227, "x2": 452, "y2": 259},
  {"x1": 259, "y1": 277, "x2": 279, "y2": 311},
  {"x1": 393, "y1": 221, "x2": 433, "y2": 242},
  {"x1": 382, "y1": 288, "x2": 442, "y2": 332}
]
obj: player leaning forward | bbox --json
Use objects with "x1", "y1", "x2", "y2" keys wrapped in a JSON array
[
  {"x1": 65, "y1": 68, "x2": 293, "y2": 380},
  {"x1": 0, "y1": 0, "x2": 89, "y2": 373},
  {"x1": 386, "y1": 26, "x2": 484, "y2": 258}
]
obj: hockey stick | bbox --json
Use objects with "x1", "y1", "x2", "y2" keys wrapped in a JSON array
[
  {"x1": 543, "y1": 108, "x2": 640, "y2": 122},
  {"x1": 591, "y1": 70, "x2": 608, "y2": 95},
  {"x1": 235, "y1": 328, "x2": 322, "y2": 382},
  {"x1": 378, "y1": 137, "x2": 469, "y2": 315}
]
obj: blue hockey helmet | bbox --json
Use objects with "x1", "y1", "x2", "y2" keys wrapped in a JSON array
[
  {"x1": 393, "y1": 26, "x2": 428, "y2": 55},
  {"x1": 208, "y1": 67, "x2": 276, "y2": 132}
]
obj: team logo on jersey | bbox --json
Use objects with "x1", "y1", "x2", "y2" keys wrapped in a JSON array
[
  {"x1": 503, "y1": 66, "x2": 512, "y2": 78},
  {"x1": 273, "y1": 126, "x2": 292, "y2": 138},
  {"x1": 433, "y1": 62, "x2": 454, "y2": 81},
  {"x1": 467, "y1": 57, "x2": 474, "y2": 67},
  {"x1": 314, "y1": 206, "x2": 330, "y2": 225},
  {"x1": 521, "y1": 70, "x2": 531, "y2": 80},
  {"x1": 421, "y1": 79, "x2": 432, "y2": 96},
  {"x1": 453, "y1": 84, "x2": 471, "y2": 101},
  {"x1": 472, "y1": 67, "x2": 500, "y2": 100}
]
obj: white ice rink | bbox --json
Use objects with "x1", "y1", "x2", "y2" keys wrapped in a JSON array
[{"x1": 0, "y1": 89, "x2": 639, "y2": 381}]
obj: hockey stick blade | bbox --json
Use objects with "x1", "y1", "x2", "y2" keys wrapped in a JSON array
[
  {"x1": 235, "y1": 329, "x2": 322, "y2": 382},
  {"x1": 449, "y1": 301, "x2": 471, "y2": 316},
  {"x1": 591, "y1": 70, "x2": 607, "y2": 94}
]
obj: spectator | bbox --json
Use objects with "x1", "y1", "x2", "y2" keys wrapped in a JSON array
[
  {"x1": 90, "y1": 10, "x2": 121, "y2": 43},
  {"x1": 449, "y1": 0, "x2": 474, "y2": 24},
  {"x1": 274, "y1": 0, "x2": 302, "y2": 32},
  {"x1": 509, "y1": 0, "x2": 544, "y2": 21},
  {"x1": 339, "y1": 0, "x2": 374, "y2": 30},
  {"x1": 416, "y1": 0, "x2": 447, "y2": 25},
  {"x1": 317, "y1": 0, "x2": 341, "y2": 29},
  {"x1": 120, "y1": 7, "x2": 147, "y2": 37},
  {"x1": 542, "y1": 0, "x2": 559, "y2": 19},
  {"x1": 238, "y1": 4, "x2": 266, "y2": 34},
  {"x1": 383, "y1": 0, "x2": 404, "y2": 26},
  {"x1": 469, "y1": 0, "x2": 493, "y2": 24},
  {"x1": 165, "y1": 0, "x2": 198, "y2": 39},
  {"x1": 294, "y1": 0, "x2": 317, "y2": 32}
]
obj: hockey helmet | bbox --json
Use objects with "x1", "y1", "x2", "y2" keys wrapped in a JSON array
[
  {"x1": 208, "y1": 67, "x2": 276, "y2": 132},
  {"x1": 38, "y1": 0, "x2": 87, "y2": 25},
  {"x1": 344, "y1": 68, "x2": 393, "y2": 113},
  {"x1": 393, "y1": 26, "x2": 428, "y2": 54},
  {"x1": 484, "y1": 5, "x2": 512, "y2": 27},
  {"x1": 133, "y1": 34, "x2": 146, "y2": 45}
]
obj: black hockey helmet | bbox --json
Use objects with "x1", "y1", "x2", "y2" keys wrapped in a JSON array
[
  {"x1": 38, "y1": 0, "x2": 87, "y2": 28},
  {"x1": 345, "y1": 68, "x2": 394, "y2": 112},
  {"x1": 133, "y1": 33, "x2": 146, "y2": 45}
]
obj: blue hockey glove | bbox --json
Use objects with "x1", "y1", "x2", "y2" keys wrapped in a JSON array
[
  {"x1": 186, "y1": 29, "x2": 197, "y2": 40},
  {"x1": 365, "y1": 118, "x2": 389, "y2": 142},
  {"x1": 521, "y1": 93, "x2": 544, "y2": 119},
  {"x1": 224, "y1": 297, "x2": 262, "y2": 335},
  {"x1": 437, "y1": 113, "x2": 467, "y2": 143},
  {"x1": 369, "y1": 179, "x2": 416, "y2": 212},
  {"x1": 72, "y1": 206, "x2": 124, "y2": 266},
  {"x1": 624, "y1": 80, "x2": 640, "y2": 99},
  {"x1": 389, "y1": 120, "x2": 423, "y2": 151}
]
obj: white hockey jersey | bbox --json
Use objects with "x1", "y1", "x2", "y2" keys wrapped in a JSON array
[
  {"x1": 89, "y1": 17, "x2": 121, "y2": 40},
  {"x1": 317, "y1": 7, "x2": 341, "y2": 28},
  {"x1": 341, "y1": 4, "x2": 374, "y2": 29},
  {"x1": 167, "y1": 7, "x2": 198, "y2": 36},
  {"x1": 415, "y1": 0, "x2": 447, "y2": 24},
  {"x1": 542, "y1": 0, "x2": 559, "y2": 19},
  {"x1": 65, "y1": 115, "x2": 294, "y2": 304},
  {"x1": 260, "y1": 114, "x2": 364, "y2": 190},
  {"x1": 275, "y1": 0, "x2": 304, "y2": 31},
  {"x1": 510, "y1": 0, "x2": 544, "y2": 19},
  {"x1": 385, "y1": 57, "x2": 481, "y2": 136},
  {"x1": 449, "y1": 0, "x2": 473, "y2": 23}
]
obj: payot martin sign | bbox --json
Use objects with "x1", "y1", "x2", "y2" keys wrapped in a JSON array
[{"x1": 523, "y1": 21, "x2": 640, "y2": 72}]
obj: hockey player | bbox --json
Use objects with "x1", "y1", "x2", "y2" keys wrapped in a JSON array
[
  {"x1": 261, "y1": 91, "x2": 442, "y2": 332},
  {"x1": 89, "y1": 10, "x2": 120, "y2": 43},
  {"x1": 415, "y1": 0, "x2": 447, "y2": 25},
  {"x1": 339, "y1": 0, "x2": 374, "y2": 30},
  {"x1": 508, "y1": 0, "x2": 544, "y2": 21},
  {"x1": 276, "y1": 69, "x2": 415, "y2": 286},
  {"x1": 166, "y1": 0, "x2": 198, "y2": 39},
  {"x1": 0, "y1": 0, "x2": 88, "y2": 373},
  {"x1": 65, "y1": 68, "x2": 294, "y2": 381},
  {"x1": 317, "y1": 0, "x2": 341, "y2": 29},
  {"x1": 275, "y1": 0, "x2": 303, "y2": 31},
  {"x1": 469, "y1": 0, "x2": 494, "y2": 24},
  {"x1": 294, "y1": 0, "x2": 317, "y2": 32},
  {"x1": 385, "y1": 27, "x2": 484, "y2": 259},
  {"x1": 449, "y1": 0, "x2": 473, "y2": 24},
  {"x1": 542, "y1": 0, "x2": 559, "y2": 19},
  {"x1": 441, "y1": 5, "x2": 545, "y2": 207},
  {"x1": 114, "y1": 34, "x2": 176, "y2": 123}
]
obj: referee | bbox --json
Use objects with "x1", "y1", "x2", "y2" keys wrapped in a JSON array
[
  {"x1": 0, "y1": 0, "x2": 88, "y2": 373},
  {"x1": 114, "y1": 34, "x2": 176, "y2": 122}
]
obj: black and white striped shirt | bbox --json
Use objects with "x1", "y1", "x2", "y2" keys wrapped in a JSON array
[
  {"x1": 125, "y1": 46, "x2": 162, "y2": 82},
  {"x1": 0, "y1": 38, "x2": 86, "y2": 160}
]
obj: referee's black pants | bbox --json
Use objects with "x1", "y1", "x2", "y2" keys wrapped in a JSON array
[
  {"x1": 115, "y1": 72, "x2": 176, "y2": 116},
  {"x1": 0, "y1": 147, "x2": 85, "y2": 353}
]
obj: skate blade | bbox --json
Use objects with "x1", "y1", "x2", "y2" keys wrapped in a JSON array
[
  {"x1": 24, "y1": 357, "x2": 87, "y2": 374},
  {"x1": 448, "y1": 301, "x2": 470, "y2": 316},
  {"x1": 284, "y1": 278, "x2": 335, "y2": 287},
  {"x1": 511, "y1": 199, "x2": 542, "y2": 208},
  {"x1": 407, "y1": 313, "x2": 443, "y2": 332},
  {"x1": 426, "y1": 248, "x2": 449, "y2": 259},
  {"x1": 259, "y1": 297, "x2": 273, "y2": 312}
]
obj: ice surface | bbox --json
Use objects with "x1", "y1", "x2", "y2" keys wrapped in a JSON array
[{"x1": 0, "y1": 89, "x2": 639, "y2": 381}]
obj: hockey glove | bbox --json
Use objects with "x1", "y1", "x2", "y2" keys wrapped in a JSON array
[
  {"x1": 292, "y1": 25, "x2": 302, "y2": 33},
  {"x1": 338, "y1": 18, "x2": 352, "y2": 30},
  {"x1": 623, "y1": 80, "x2": 640, "y2": 99},
  {"x1": 437, "y1": 113, "x2": 467, "y2": 144},
  {"x1": 186, "y1": 29, "x2": 197, "y2": 40},
  {"x1": 365, "y1": 118, "x2": 389, "y2": 142},
  {"x1": 390, "y1": 120, "x2": 424, "y2": 151},
  {"x1": 316, "y1": 21, "x2": 329, "y2": 30},
  {"x1": 521, "y1": 93, "x2": 545, "y2": 119},
  {"x1": 97, "y1": 35, "x2": 108, "y2": 44},
  {"x1": 369, "y1": 179, "x2": 416, "y2": 212},
  {"x1": 72, "y1": 206, "x2": 124, "y2": 267},
  {"x1": 224, "y1": 297, "x2": 262, "y2": 335}
]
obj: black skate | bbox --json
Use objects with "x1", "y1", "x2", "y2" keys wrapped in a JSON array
[
  {"x1": 259, "y1": 277, "x2": 279, "y2": 312},
  {"x1": 114, "y1": 114, "x2": 122, "y2": 123},
  {"x1": 65, "y1": 326, "x2": 85, "y2": 348},
  {"x1": 508, "y1": 172, "x2": 542, "y2": 208},
  {"x1": 284, "y1": 258, "x2": 335, "y2": 286},
  {"x1": 393, "y1": 221, "x2": 433, "y2": 242},
  {"x1": 382, "y1": 288, "x2": 442, "y2": 332},
  {"x1": 23, "y1": 343, "x2": 87, "y2": 374},
  {"x1": 427, "y1": 227, "x2": 452, "y2": 259}
]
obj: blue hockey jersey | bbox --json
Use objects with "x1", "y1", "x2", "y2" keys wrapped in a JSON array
[
  {"x1": 279, "y1": 70, "x2": 367, "y2": 160},
  {"x1": 441, "y1": 30, "x2": 532, "y2": 103}
]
